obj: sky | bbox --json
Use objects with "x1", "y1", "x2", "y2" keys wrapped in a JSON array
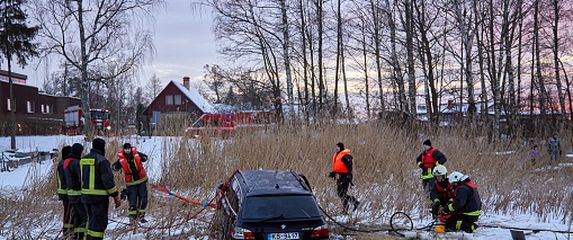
[{"x1": 6, "y1": 1, "x2": 221, "y2": 90}]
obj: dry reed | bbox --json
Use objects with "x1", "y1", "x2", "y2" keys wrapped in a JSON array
[{"x1": 1, "y1": 122, "x2": 571, "y2": 239}]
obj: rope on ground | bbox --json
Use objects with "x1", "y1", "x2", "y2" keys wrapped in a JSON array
[
  {"x1": 317, "y1": 205, "x2": 413, "y2": 237},
  {"x1": 109, "y1": 195, "x2": 216, "y2": 235},
  {"x1": 479, "y1": 224, "x2": 573, "y2": 235}
]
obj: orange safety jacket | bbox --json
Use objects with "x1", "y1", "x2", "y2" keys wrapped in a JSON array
[
  {"x1": 117, "y1": 147, "x2": 147, "y2": 186},
  {"x1": 332, "y1": 149, "x2": 351, "y2": 173}
]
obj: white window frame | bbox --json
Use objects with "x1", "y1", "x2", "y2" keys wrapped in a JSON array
[
  {"x1": 27, "y1": 101, "x2": 34, "y2": 113},
  {"x1": 41, "y1": 104, "x2": 45, "y2": 114},
  {"x1": 165, "y1": 95, "x2": 173, "y2": 105},
  {"x1": 46, "y1": 105, "x2": 51, "y2": 114},
  {"x1": 7, "y1": 99, "x2": 11, "y2": 111}
]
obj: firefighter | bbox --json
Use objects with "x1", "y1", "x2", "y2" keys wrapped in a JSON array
[
  {"x1": 429, "y1": 165, "x2": 454, "y2": 219},
  {"x1": 81, "y1": 138, "x2": 121, "y2": 240},
  {"x1": 442, "y1": 171, "x2": 482, "y2": 233},
  {"x1": 112, "y1": 143, "x2": 149, "y2": 223},
  {"x1": 64, "y1": 143, "x2": 87, "y2": 239},
  {"x1": 329, "y1": 142, "x2": 360, "y2": 213},
  {"x1": 57, "y1": 145, "x2": 73, "y2": 238},
  {"x1": 416, "y1": 139, "x2": 447, "y2": 192}
]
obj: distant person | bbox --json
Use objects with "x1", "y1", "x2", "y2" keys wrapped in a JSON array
[
  {"x1": 529, "y1": 144, "x2": 541, "y2": 165},
  {"x1": 64, "y1": 143, "x2": 87, "y2": 239},
  {"x1": 416, "y1": 139, "x2": 447, "y2": 192},
  {"x1": 57, "y1": 145, "x2": 73, "y2": 238},
  {"x1": 547, "y1": 134, "x2": 561, "y2": 163},
  {"x1": 81, "y1": 138, "x2": 121, "y2": 240},
  {"x1": 443, "y1": 171, "x2": 482, "y2": 233},
  {"x1": 329, "y1": 142, "x2": 360, "y2": 213},
  {"x1": 112, "y1": 143, "x2": 149, "y2": 223}
]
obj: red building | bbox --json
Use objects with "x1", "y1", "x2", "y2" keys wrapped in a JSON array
[
  {"x1": 0, "y1": 70, "x2": 81, "y2": 135},
  {"x1": 143, "y1": 76, "x2": 214, "y2": 133}
]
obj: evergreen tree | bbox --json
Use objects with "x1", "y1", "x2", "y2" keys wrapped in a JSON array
[{"x1": 0, "y1": 0, "x2": 39, "y2": 149}]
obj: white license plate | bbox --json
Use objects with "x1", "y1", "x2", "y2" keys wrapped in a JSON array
[{"x1": 269, "y1": 232, "x2": 299, "y2": 240}]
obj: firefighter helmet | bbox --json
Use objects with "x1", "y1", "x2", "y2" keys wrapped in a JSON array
[
  {"x1": 448, "y1": 171, "x2": 468, "y2": 183},
  {"x1": 433, "y1": 165, "x2": 448, "y2": 176}
]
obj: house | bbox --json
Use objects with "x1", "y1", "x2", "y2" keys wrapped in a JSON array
[
  {"x1": 143, "y1": 76, "x2": 215, "y2": 134},
  {"x1": 0, "y1": 70, "x2": 81, "y2": 135}
]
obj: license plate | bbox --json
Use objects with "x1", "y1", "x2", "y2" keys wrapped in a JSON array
[{"x1": 268, "y1": 232, "x2": 299, "y2": 240}]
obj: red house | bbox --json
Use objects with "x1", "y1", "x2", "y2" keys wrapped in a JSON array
[
  {"x1": 0, "y1": 70, "x2": 81, "y2": 135},
  {"x1": 143, "y1": 76, "x2": 214, "y2": 132}
]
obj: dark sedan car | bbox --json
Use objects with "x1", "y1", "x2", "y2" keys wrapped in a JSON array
[{"x1": 213, "y1": 170, "x2": 329, "y2": 240}]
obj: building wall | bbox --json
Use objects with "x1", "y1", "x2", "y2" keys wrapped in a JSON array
[
  {"x1": 144, "y1": 82, "x2": 204, "y2": 117},
  {"x1": 0, "y1": 80, "x2": 81, "y2": 135}
]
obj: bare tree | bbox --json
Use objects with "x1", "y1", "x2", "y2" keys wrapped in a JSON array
[
  {"x1": 146, "y1": 74, "x2": 162, "y2": 102},
  {"x1": 552, "y1": 0, "x2": 566, "y2": 114},
  {"x1": 35, "y1": 0, "x2": 158, "y2": 137}
]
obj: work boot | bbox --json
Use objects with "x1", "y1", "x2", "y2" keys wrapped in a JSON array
[
  {"x1": 138, "y1": 212, "x2": 148, "y2": 223},
  {"x1": 352, "y1": 200, "x2": 361, "y2": 212}
]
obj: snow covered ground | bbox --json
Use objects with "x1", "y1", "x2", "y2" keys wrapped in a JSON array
[{"x1": 1, "y1": 135, "x2": 572, "y2": 239}]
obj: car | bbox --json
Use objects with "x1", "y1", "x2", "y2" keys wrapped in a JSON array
[{"x1": 212, "y1": 170, "x2": 329, "y2": 240}]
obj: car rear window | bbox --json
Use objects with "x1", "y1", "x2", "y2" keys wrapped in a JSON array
[{"x1": 242, "y1": 195, "x2": 322, "y2": 220}]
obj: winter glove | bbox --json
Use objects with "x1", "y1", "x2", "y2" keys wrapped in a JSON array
[
  {"x1": 113, "y1": 195, "x2": 122, "y2": 208},
  {"x1": 120, "y1": 189, "x2": 128, "y2": 201},
  {"x1": 431, "y1": 199, "x2": 441, "y2": 210},
  {"x1": 328, "y1": 172, "x2": 336, "y2": 178}
]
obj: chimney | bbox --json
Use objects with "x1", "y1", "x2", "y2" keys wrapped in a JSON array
[{"x1": 183, "y1": 76, "x2": 190, "y2": 90}]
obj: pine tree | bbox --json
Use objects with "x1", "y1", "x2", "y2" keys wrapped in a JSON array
[{"x1": 0, "y1": 0, "x2": 39, "y2": 150}]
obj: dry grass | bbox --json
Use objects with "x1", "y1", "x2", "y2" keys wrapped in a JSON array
[{"x1": 1, "y1": 122, "x2": 572, "y2": 239}]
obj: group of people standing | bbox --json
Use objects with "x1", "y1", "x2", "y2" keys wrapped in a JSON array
[{"x1": 56, "y1": 138, "x2": 149, "y2": 239}]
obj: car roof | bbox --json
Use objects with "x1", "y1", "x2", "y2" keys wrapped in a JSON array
[{"x1": 236, "y1": 170, "x2": 312, "y2": 197}]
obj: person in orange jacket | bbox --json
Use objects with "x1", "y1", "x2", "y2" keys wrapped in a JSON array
[
  {"x1": 329, "y1": 142, "x2": 360, "y2": 213},
  {"x1": 112, "y1": 143, "x2": 149, "y2": 223}
]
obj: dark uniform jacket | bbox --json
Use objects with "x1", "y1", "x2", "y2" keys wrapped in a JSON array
[
  {"x1": 57, "y1": 160, "x2": 68, "y2": 200},
  {"x1": 80, "y1": 149, "x2": 118, "y2": 204},
  {"x1": 64, "y1": 154, "x2": 82, "y2": 203},
  {"x1": 448, "y1": 179, "x2": 482, "y2": 215}
]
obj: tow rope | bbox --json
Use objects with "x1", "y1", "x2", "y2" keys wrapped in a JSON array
[{"x1": 150, "y1": 183, "x2": 216, "y2": 208}]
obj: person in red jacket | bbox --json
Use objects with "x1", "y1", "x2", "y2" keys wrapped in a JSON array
[
  {"x1": 56, "y1": 145, "x2": 73, "y2": 237},
  {"x1": 429, "y1": 165, "x2": 454, "y2": 220},
  {"x1": 416, "y1": 139, "x2": 447, "y2": 192},
  {"x1": 64, "y1": 143, "x2": 87, "y2": 239},
  {"x1": 329, "y1": 142, "x2": 360, "y2": 213},
  {"x1": 113, "y1": 143, "x2": 149, "y2": 223}
]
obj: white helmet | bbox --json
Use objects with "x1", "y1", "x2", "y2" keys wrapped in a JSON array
[
  {"x1": 433, "y1": 165, "x2": 448, "y2": 176},
  {"x1": 448, "y1": 171, "x2": 468, "y2": 183}
]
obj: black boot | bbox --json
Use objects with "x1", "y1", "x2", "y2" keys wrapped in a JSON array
[
  {"x1": 138, "y1": 212, "x2": 148, "y2": 223},
  {"x1": 352, "y1": 200, "x2": 360, "y2": 212}
]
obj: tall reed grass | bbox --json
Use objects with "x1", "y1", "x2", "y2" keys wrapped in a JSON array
[{"x1": 1, "y1": 122, "x2": 571, "y2": 239}]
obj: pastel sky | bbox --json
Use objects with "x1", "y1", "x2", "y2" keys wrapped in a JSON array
[{"x1": 8, "y1": 1, "x2": 221, "y2": 89}]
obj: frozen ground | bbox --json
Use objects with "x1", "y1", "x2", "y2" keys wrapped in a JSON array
[{"x1": 1, "y1": 135, "x2": 572, "y2": 239}]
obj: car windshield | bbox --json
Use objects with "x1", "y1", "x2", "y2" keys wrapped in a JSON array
[{"x1": 242, "y1": 195, "x2": 322, "y2": 221}]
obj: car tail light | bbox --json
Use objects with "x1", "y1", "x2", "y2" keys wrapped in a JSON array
[
  {"x1": 310, "y1": 224, "x2": 329, "y2": 238},
  {"x1": 232, "y1": 227, "x2": 255, "y2": 240}
]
